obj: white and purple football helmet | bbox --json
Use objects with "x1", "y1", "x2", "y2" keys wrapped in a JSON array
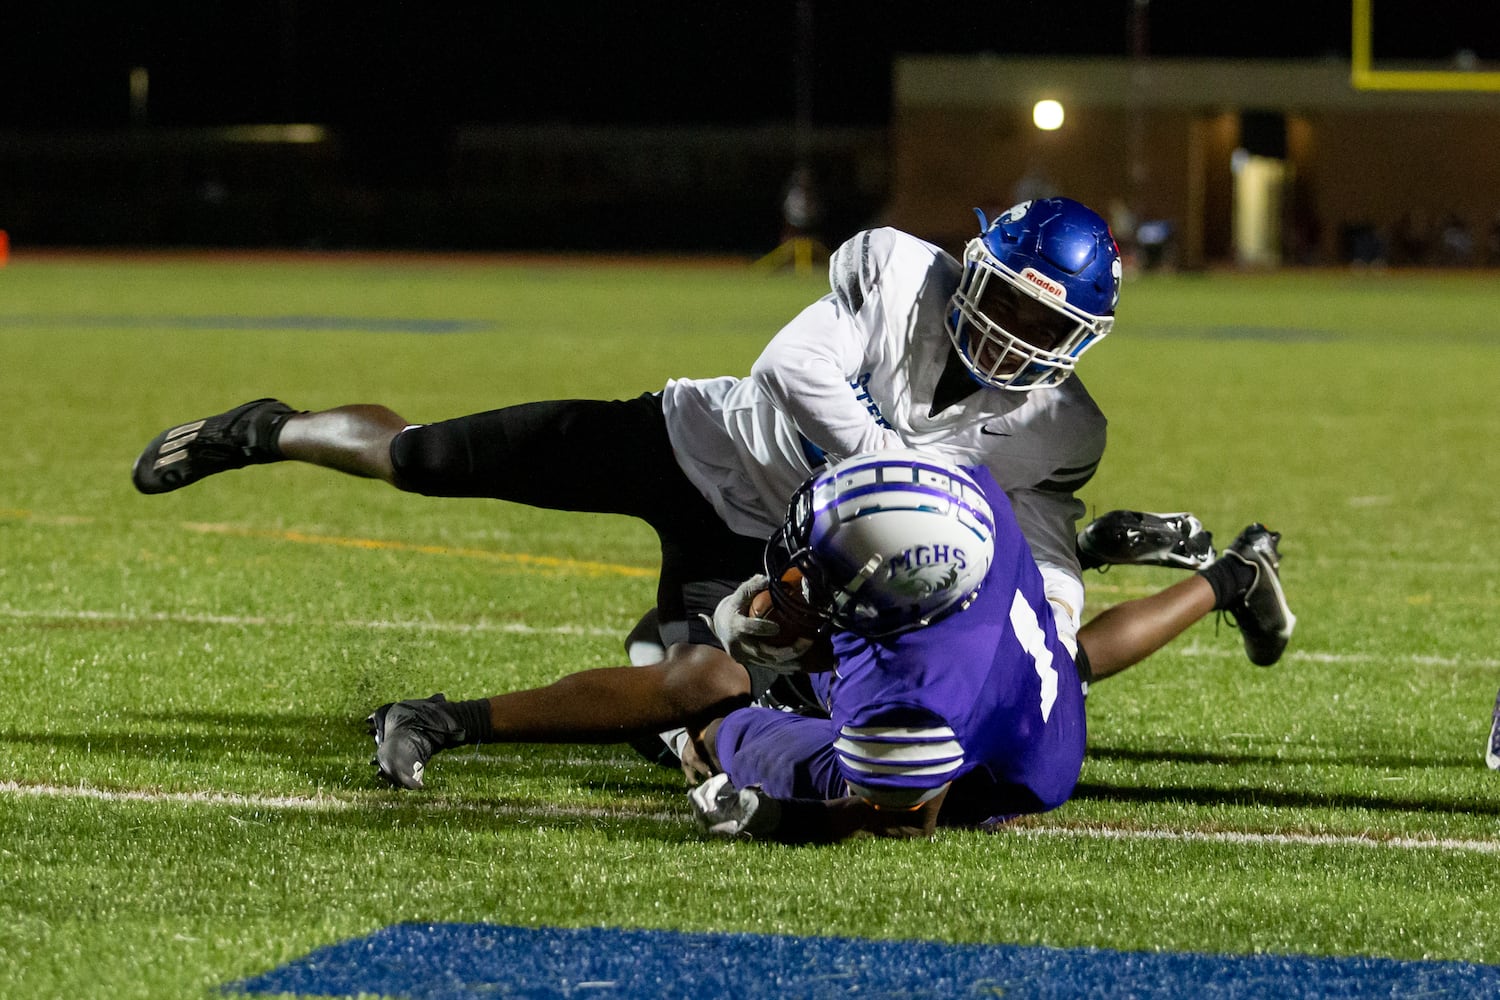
[
  {"x1": 947, "y1": 197, "x2": 1122, "y2": 392},
  {"x1": 764, "y1": 449, "x2": 995, "y2": 638}
]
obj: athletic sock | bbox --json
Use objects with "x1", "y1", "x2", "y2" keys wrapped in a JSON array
[
  {"x1": 1197, "y1": 555, "x2": 1257, "y2": 610},
  {"x1": 258, "y1": 406, "x2": 304, "y2": 460},
  {"x1": 445, "y1": 697, "x2": 497, "y2": 745}
]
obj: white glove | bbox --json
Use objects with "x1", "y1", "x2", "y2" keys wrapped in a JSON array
[
  {"x1": 707, "y1": 574, "x2": 813, "y2": 675},
  {"x1": 689, "y1": 773, "x2": 776, "y2": 839}
]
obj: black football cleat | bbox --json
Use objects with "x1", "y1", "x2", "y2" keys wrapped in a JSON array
[
  {"x1": 1219, "y1": 524, "x2": 1297, "y2": 667},
  {"x1": 131, "y1": 398, "x2": 296, "y2": 495},
  {"x1": 366, "y1": 693, "x2": 464, "y2": 789},
  {"x1": 1077, "y1": 510, "x2": 1216, "y2": 571}
]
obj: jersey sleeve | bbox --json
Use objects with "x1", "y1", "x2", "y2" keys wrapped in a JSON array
[
  {"x1": 828, "y1": 228, "x2": 879, "y2": 316},
  {"x1": 833, "y1": 706, "x2": 962, "y2": 808},
  {"x1": 748, "y1": 231, "x2": 905, "y2": 462},
  {"x1": 714, "y1": 706, "x2": 845, "y2": 801}
]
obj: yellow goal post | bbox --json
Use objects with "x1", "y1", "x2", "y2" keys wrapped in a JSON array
[{"x1": 1351, "y1": 0, "x2": 1500, "y2": 91}]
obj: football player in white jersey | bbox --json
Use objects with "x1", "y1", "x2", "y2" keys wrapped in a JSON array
[
  {"x1": 662, "y1": 197, "x2": 1120, "y2": 649},
  {"x1": 130, "y1": 198, "x2": 1290, "y2": 789}
]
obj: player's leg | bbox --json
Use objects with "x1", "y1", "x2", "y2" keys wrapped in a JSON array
[
  {"x1": 133, "y1": 392, "x2": 682, "y2": 504},
  {"x1": 621, "y1": 609, "x2": 691, "y2": 766},
  {"x1": 454, "y1": 531, "x2": 764, "y2": 746},
  {"x1": 479, "y1": 642, "x2": 751, "y2": 742},
  {"x1": 1077, "y1": 574, "x2": 1216, "y2": 681},
  {"x1": 1079, "y1": 523, "x2": 1296, "y2": 680},
  {"x1": 275, "y1": 405, "x2": 408, "y2": 481},
  {"x1": 370, "y1": 644, "x2": 757, "y2": 790},
  {"x1": 131, "y1": 398, "x2": 441, "y2": 493},
  {"x1": 369, "y1": 643, "x2": 756, "y2": 790},
  {"x1": 368, "y1": 394, "x2": 773, "y2": 787}
]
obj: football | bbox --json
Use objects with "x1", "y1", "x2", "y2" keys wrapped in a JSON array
[
  {"x1": 747, "y1": 569, "x2": 840, "y2": 671},
  {"x1": 750, "y1": 567, "x2": 805, "y2": 632},
  {"x1": 749, "y1": 586, "x2": 777, "y2": 620}
]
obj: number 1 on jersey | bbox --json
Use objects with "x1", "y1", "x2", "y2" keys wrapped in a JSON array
[{"x1": 1009, "y1": 591, "x2": 1058, "y2": 721}]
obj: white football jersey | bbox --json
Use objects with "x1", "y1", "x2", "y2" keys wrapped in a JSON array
[{"x1": 661, "y1": 228, "x2": 1106, "y2": 644}]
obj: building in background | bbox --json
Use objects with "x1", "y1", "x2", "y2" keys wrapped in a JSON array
[
  {"x1": 3, "y1": 54, "x2": 1498, "y2": 264},
  {"x1": 884, "y1": 56, "x2": 1500, "y2": 268}
]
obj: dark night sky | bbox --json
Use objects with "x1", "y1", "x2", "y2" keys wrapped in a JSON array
[{"x1": 1, "y1": 2, "x2": 1494, "y2": 129}]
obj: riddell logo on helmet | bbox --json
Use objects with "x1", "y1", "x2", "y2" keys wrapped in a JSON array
[{"x1": 1020, "y1": 268, "x2": 1066, "y2": 301}]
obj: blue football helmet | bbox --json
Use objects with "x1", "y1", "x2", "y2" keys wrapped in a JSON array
[
  {"x1": 764, "y1": 449, "x2": 995, "y2": 638},
  {"x1": 946, "y1": 197, "x2": 1122, "y2": 391}
]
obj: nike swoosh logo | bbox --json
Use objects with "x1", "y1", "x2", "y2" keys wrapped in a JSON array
[{"x1": 980, "y1": 426, "x2": 1012, "y2": 436}]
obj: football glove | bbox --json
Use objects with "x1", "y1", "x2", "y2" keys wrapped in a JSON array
[
  {"x1": 688, "y1": 773, "x2": 780, "y2": 839},
  {"x1": 707, "y1": 574, "x2": 813, "y2": 675}
]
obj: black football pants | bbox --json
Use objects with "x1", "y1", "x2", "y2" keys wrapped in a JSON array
[{"x1": 387, "y1": 392, "x2": 765, "y2": 646}]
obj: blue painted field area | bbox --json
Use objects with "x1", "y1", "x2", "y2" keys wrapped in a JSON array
[{"x1": 229, "y1": 923, "x2": 1500, "y2": 999}]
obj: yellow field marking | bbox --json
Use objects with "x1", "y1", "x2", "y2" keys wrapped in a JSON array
[
  {"x1": 180, "y1": 521, "x2": 655, "y2": 578},
  {"x1": 1, "y1": 607, "x2": 623, "y2": 637},
  {"x1": 1, "y1": 507, "x2": 654, "y2": 579},
  {"x1": 8, "y1": 509, "x2": 1498, "y2": 603}
]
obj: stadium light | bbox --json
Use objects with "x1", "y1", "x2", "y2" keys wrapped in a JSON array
[{"x1": 1032, "y1": 99, "x2": 1065, "y2": 131}]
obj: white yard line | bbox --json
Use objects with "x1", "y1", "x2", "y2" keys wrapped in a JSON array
[
  {"x1": 1009, "y1": 822, "x2": 1500, "y2": 855},
  {"x1": 0, "y1": 779, "x2": 679, "y2": 823},
  {"x1": 7, "y1": 606, "x2": 1499, "y2": 669},
  {"x1": 1168, "y1": 639, "x2": 1500, "y2": 670},
  {"x1": 2, "y1": 779, "x2": 1496, "y2": 855}
]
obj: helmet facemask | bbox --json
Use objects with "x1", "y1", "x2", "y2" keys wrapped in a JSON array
[
  {"x1": 947, "y1": 238, "x2": 1114, "y2": 392},
  {"x1": 763, "y1": 479, "x2": 840, "y2": 635}
]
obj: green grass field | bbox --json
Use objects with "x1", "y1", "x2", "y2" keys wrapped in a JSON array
[{"x1": 2, "y1": 253, "x2": 1498, "y2": 998}]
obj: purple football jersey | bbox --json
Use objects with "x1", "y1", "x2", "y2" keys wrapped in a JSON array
[{"x1": 715, "y1": 466, "x2": 1085, "y2": 827}]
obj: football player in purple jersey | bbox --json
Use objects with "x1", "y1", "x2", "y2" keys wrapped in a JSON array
[{"x1": 687, "y1": 451, "x2": 1292, "y2": 842}]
